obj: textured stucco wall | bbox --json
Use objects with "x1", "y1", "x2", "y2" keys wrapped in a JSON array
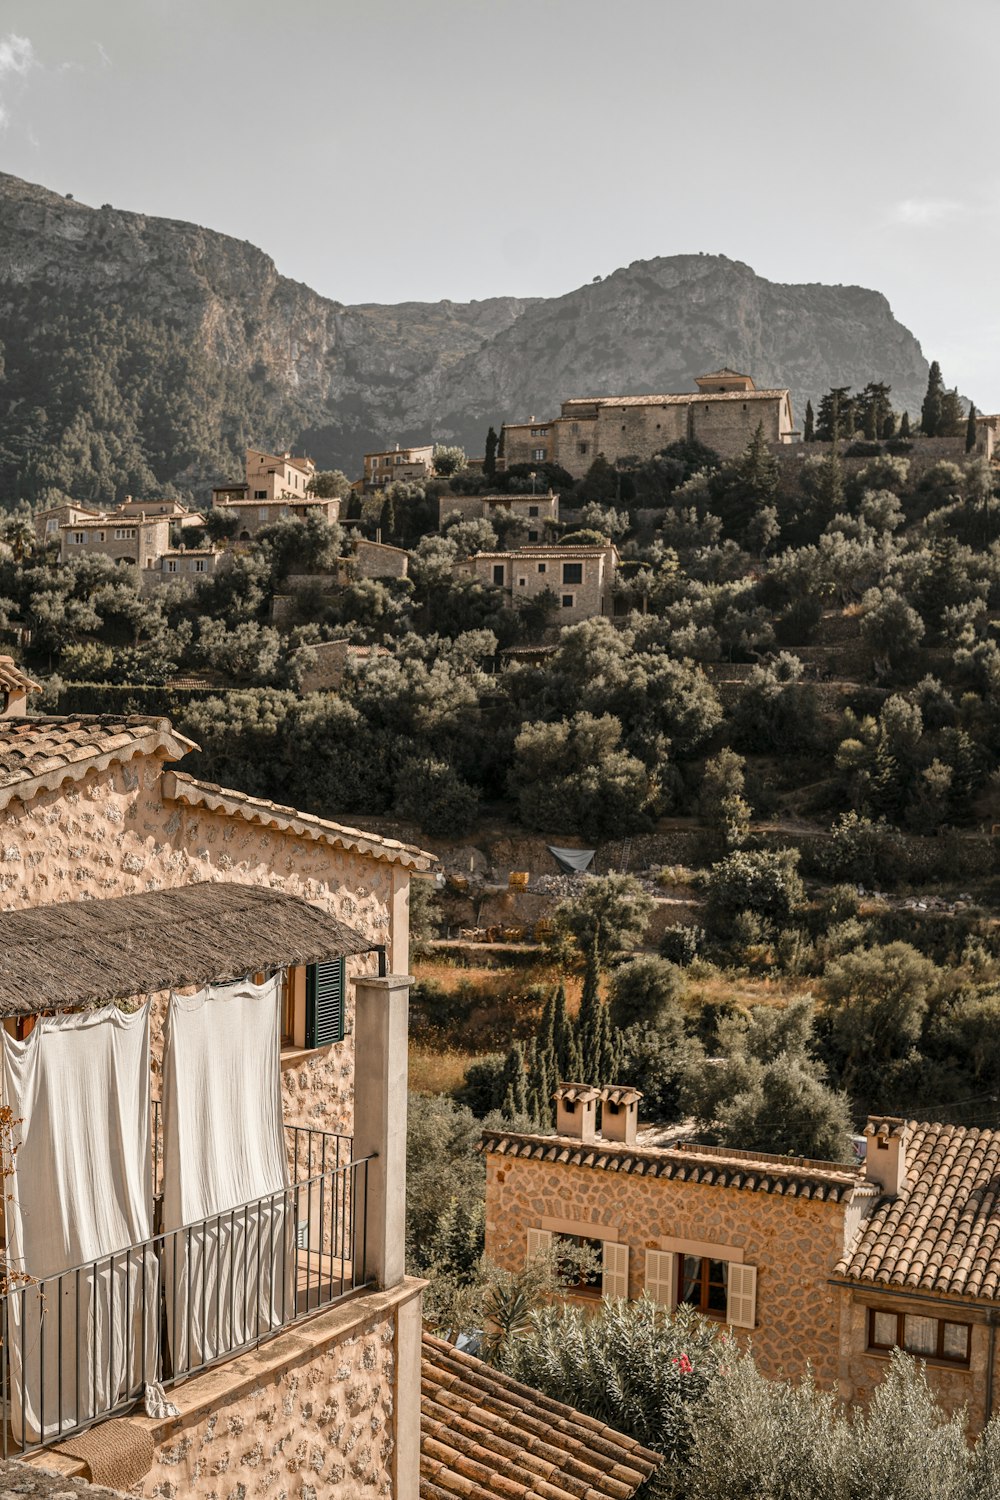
[
  {"x1": 144, "y1": 1304, "x2": 399, "y2": 1500},
  {"x1": 485, "y1": 1151, "x2": 849, "y2": 1383}
]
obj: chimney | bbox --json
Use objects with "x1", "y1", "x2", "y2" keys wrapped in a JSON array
[
  {"x1": 553, "y1": 1083, "x2": 599, "y2": 1143},
  {"x1": 864, "y1": 1117, "x2": 909, "y2": 1196},
  {"x1": 600, "y1": 1086, "x2": 642, "y2": 1145}
]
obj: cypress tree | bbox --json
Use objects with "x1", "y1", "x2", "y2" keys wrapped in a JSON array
[
  {"x1": 551, "y1": 985, "x2": 576, "y2": 1079},
  {"x1": 484, "y1": 425, "x2": 499, "y2": 481},
  {"x1": 900, "y1": 411, "x2": 910, "y2": 438},
  {"x1": 577, "y1": 937, "x2": 602, "y2": 1068},
  {"x1": 966, "y1": 403, "x2": 978, "y2": 454},
  {"x1": 500, "y1": 1042, "x2": 528, "y2": 1119},
  {"x1": 939, "y1": 388, "x2": 964, "y2": 437},
  {"x1": 883, "y1": 410, "x2": 896, "y2": 438},
  {"x1": 863, "y1": 402, "x2": 878, "y2": 440},
  {"x1": 803, "y1": 400, "x2": 814, "y2": 443},
  {"x1": 921, "y1": 361, "x2": 944, "y2": 436}
]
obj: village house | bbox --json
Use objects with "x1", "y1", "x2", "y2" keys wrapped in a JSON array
[
  {"x1": 210, "y1": 447, "x2": 338, "y2": 536},
  {"x1": 438, "y1": 491, "x2": 560, "y2": 542},
  {"x1": 363, "y1": 444, "x2": 435, "y2": 492},
  {"x1": 463, "y1": 540, "x2": 619, "y2": 624},
  {"x1": 499, "y1": 369, "x2": 796, "y2": 479},
  {"x1": 484, "y1": 1098, "x2": 1000, "y2": 1433},
  {"x1": 0, "y1": 709, "x2": 434, "y2": 1497},
  {"x1": 59, "y1": 514, "x2": 172, "y2": 570},
  {"x1": 33, "y1": 502, "x2": 104, "y2": 544},
  {"x1": 140, "y1": 546, "x2": 226, "y2": 591}
]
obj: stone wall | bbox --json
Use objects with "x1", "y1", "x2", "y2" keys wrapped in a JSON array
[
  {"x1": 141, "y1": 1291, "x2": 414, "y2": 1500},
  {"x1": 0, "y1": 752, "x2": 403, "y2": 1135},
  {"x1": 485, "y1": 1152, "x2": 850, "y2": 1384}
]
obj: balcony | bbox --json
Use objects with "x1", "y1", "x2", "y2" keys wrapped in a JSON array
[{"x1": 1, "y1": 1123, "x2": 374, "y2": 1455}]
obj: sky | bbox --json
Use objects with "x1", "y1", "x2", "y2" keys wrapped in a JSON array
[{"x1": 1, "y1": 0, "x2": 998, "y2": 406}]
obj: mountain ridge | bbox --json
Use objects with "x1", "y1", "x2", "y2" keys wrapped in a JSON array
[{"x1": 0, "y1": 171, "x2": 930, "y2": 499}]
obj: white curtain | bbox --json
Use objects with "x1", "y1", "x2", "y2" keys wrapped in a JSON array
[
  {"x1": 162, "y1": 977, "x2": 292, "y2": 1374},
  {"x1": 2, "y1": 1007, "x2": 155, "y2": 1443}
]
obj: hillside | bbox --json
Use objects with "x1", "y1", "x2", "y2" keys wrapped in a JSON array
[{"x1": 0, "y1": 171, "x2": 930, "y2": 501}]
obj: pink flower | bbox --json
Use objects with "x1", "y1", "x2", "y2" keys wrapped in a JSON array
[{"x1": 671, "y1": 1353, "x2": 693, "y2": 1375}]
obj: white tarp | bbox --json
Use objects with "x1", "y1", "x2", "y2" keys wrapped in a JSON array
[
  {"x1": 1, "y1": 1007, "x2": 155, "y2": 1443},
  {"x1": 162, "y1": 977, "x2": 292, "y2": 1373}
]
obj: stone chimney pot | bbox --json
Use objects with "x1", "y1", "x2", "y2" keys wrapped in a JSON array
[
  {"x1": 864, "y1": 1116, "x2": 909, "y2": 1196},
  {"x1": 553, "y1": 1082, "x2": 599, "y2": 1143},
  {"x1": 600, "y1": 1085, "x2": 642, "y2": 1145}
]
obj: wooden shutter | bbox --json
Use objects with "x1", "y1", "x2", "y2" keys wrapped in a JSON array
[
  {"x1": 727, "y1": 1262, "x2": 757, "y2": 1329},
  {"x1": 305, "y1": 958, "x2": 346, "y2": 1048},
  {"x1": 602, "y1": 1242, "x2": 629, "y2": 1300},
  {"x1": 644, "y1": 1250, "x2": 676, "y2": 1309},
  {"x1": 525, "y1": 1227, "x2": 552, "y2": 1266}
]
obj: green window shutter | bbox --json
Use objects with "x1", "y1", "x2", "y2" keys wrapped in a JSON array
[{"x1": 305, "y1": 958, "x2": 346, "y2": 1047}]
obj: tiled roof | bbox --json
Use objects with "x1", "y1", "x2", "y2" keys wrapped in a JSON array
[
  {"x1": 602, "y1": 1086, "x2": 642, "y2": 1106},
  {"x1": 482, "y1": 1130, "x2": 860, "y2": 1202},
  {"x1": 162, "y1": 770, "x2": 436, "y2": 871},
  {"x1": 560, "y1": 390, "x2": 788, "y2": 408},
  {"x1": 0, "y1": 657, "x2": 41, "y2": 695},
  {"x1": 0, "y1": 716, "x2": 196, "y2": 811},
  {"x1": 420, "y1": 1333, "x2": 659, "y2": 1500},
  {"x1": 554, "y1": 1083, "x2": 600, "y2": 1104},
  {"x1": 837, "y1": 1122, "x2": 1000, "y2": 1300},
  {"x1": 697, "y1": 367, "x2": 753, "y2": 379},
  {"x1": 472, "y1": 545, "x2": 616, "y2": 560}
]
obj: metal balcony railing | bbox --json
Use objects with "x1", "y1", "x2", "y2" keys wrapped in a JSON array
[{"x1": 0, "y1": 1125, "x2": 373, "y2": 1456}]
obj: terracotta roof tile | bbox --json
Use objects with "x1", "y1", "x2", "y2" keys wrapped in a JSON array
[
  {"x1": 482, "y1": 1130, "x2": 859, "y2": 1201},
  {"x1": 0, "y1": 716, "x2": 196, "y2": 810},
  {"x1": 559, "y1": 390, "x2": 788, "y2": 408},
  {"x1": 0, "y1": 658, "x2": 41, "y2": 695},
  {"x1": 838, "y1": 1122, "x2": 1000, "y2": 1299},
  {"x1": 420, "y1": 1333, "x2": 659, "y2": 1500}
]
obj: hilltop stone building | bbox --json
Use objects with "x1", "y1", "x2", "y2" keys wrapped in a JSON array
[
  {"x1": 210, "y1": 447, "x2": 338, "y2": 536},
  {"x1": 363, "y1": 444, "x2": 436, "y2": 492},
  {"x1": 485, "y1": 1099, "x2": 1000, "y2": 1433},
  {"x1": 500, "y1": 369, "x2": 796, "y2": 479},
  {"x1": 438, "y1": 491, "x2": 559, "y2": 541},
  {"x1": 463, "y1": 540, "x2": 619, "y2": 624}
]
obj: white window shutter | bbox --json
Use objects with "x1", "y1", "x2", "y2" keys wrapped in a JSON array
[
  {"x1": 525, "y1": 1227, "x2": 552, "y2": 1266},
  {"x1": 645, "y1": 1250, "x2": 677, "y2": 1309},
  {"x1": 727, "y1": 1262, "x2": 757, "y2": 1329},
  {"x1": 602, "y1": 1241, "x2": 629, "y2": 1300}
]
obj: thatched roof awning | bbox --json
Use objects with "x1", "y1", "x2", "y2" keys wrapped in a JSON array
[{"x1": 0, "y1": 883, "x2": 374, "y2": 1016}]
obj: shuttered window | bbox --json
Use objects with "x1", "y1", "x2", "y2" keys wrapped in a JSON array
[
  {"x1": 602, "y1": 1242, "x2": 629, "y2": 1300},
  {"x1": 726, "y1": 1263, "x2": 757, "y2": 1329},
  {"x1": 644, "y1": 1250, "x2": 676, "y2": 1309},
  {"x1": 305, "y1": 958, "x2": 346, "y2": 1047},
  {"x1": 525, "y1": 1227, "x2": 552, "y2": 1266}
]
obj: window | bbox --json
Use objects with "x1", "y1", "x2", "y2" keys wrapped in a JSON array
[
  {"x1": 538, "y1": 562, "x2": 546, "y2": 573},
  {"x1": 98, "y1": 531, "x2": 106, "y2": 542},
  {"x1": 305, "y1": 959, "x2": 346, "y2": 1047},
  {"x1": 579, "y1": 441, "x2": 589, "y2": 456},
  {"x1": 532, "y1": 448, "x2": 546, "y2": 462},
  {"x1": 561, "y1": 594, "x2": 574, "y2": 609},
  {"x1": 867, "y1": 1309, "x2": 971, "y2": 1366},
  {"x1": 530, "y1": 427, "x2": 549, "y2": 437},
  {"x1": 679, "y1": 1255, "x2": 728, "y2": 1318},
  {"x1": 194, "y1": 559, "x2": 206, "y2": 573},
  {"x1": 46, "y1": 518, "x2": 58, "y2": 532},
  {"x1": 518, "y1": 577, "x2": 526, "y2": 587},
  {"x1": 555, "y1": 1234, "x2": 603, "y2": 1295},
  {"x1": 528, "y1": 506, "x2": 539, "y2": 517},
  {"x1": 71, "y1": 531, "x2": 85, "y2": 545},
  {"x1": 254, "y1": 489, "x2": 267, "y2": 499},
  {"x1": 562, "y1": 562, "x2": 583, "y2": 585},
  {"x1": 493, "y1": 564, "x2": 506, "y2": 585},
  {"x1": 166, "y1": 559, "x2": 178, "y2": 573},
  {"x1": 258, "y1": 507, "x2": 268, "y2": 520},
  {"x1": 528, "y1": 530, "x2": 539, "y2": 543},
  {"x1": 114, "y1": 527, "x2": 136, "y2": 539}
]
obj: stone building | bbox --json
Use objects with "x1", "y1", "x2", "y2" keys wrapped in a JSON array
[
  {"x1": 209, "y1": 447, "x2": 338, "y2": 536},
  {"x1": 0, "y1": 712, "x2": 433, "y2": 1497},
  {"x1": 463, "y1": 541, "x2": 619, "y2": 624},
  {"x1": 438, "y1": 491, "x2": 559, "y2": 541},
  {"x1": 59, "y1": 514, "x2": 172, "y2": 570},
  {"x1": 363, "y1": 444, "x2": 435, "y2": 492},
  {"x1": 352, "y1": 538, "x2": 411, "y2": 581},
  {"x1": 33, "y1": 502, "x2": 103, "y2": 545},
  {"x1": 500, "y1": 369, "x2": 796, "y2": 479},
  {"x1": 484, "y1": 1103, "x2": 1000, "y2": 1432},
  {"x1": 140, "y1": 546, "x2": 226, "y2": 591}
]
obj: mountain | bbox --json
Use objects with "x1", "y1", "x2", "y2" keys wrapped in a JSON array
[{"x1": 0, "y1": 172, "x2": 931, "y2": 503}]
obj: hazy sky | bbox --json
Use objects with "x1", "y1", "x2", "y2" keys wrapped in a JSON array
[{"x1": 2, "y1": 0, "x2": 998, "y2": 405}]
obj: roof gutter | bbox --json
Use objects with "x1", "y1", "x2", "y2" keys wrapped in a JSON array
[{"x1": 826, "y1": 1276, "x2": 997, "y2": 1316}]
